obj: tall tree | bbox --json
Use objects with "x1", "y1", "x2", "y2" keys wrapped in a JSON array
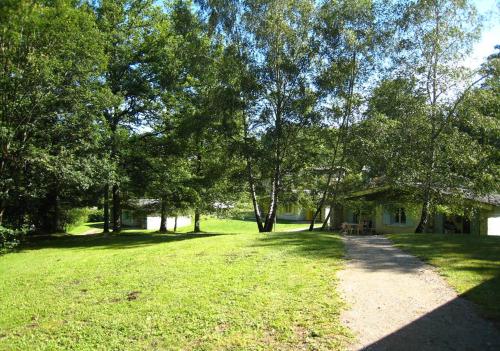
[
  {"x1": 93, "y1": 0, "x2": 161, "y2": 233},
  {"x1": 244, "y1": 0, "x2": 319, "y2": 232},
  {"x1": 455, "y1": 47, "x2": 500, "y2": 195},
  {"x1": 308, "y1": 0, "x2": 384, "y2": 230},
  {"x1": 0, "y1": 0, "x2": 108, "y2": 231},
  {"x1": 393, "y1": 0, "x2": 484, "y2": 232}
]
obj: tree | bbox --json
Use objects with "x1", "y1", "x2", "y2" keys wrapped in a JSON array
[
  {"x1": 392, "y1": 0, "x2": 485, "y2": 232},
  {"x1": 244, "y1": 0, "x2": 320, "y2": 232},
  {"x1": 455, "y1": 47, "x2": 500, "y2": 195},
  {"x1": 143, "y1": 1, "x2": 244, "y2": 233},
  {"x1": 92, "y1": 0, "x2": 162, "y2": 233},
  {"x1": 307, "y1": 0, "x2": 385, "y2": 230},
  {"x1": 121, "y1": 134, "x2": 197, "y2": 233},
  {"x1": 0, "y1": 0, "x2": 109, "y2": 231}
]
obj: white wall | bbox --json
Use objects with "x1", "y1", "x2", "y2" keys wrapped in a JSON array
[
  {"x1": 145, "y1": 216, "x2": 191, "y2": 231},
  {"x1": 122, "y1": 210, "x2": 141, "y2": 227},
  {"x1": 487, "y1": 212, "x2": 500, "y2": 236},
  {"x1": 278, "y1": 213, "x2": 306, "y2": 221}
]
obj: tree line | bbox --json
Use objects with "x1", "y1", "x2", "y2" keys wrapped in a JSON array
[{"x1": 1, "y1": 0, "x2": 498, "y2": 234}]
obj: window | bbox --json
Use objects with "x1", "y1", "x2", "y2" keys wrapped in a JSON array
[{"x1": 393, "y1": 208, "x2": 406, "y2": 224}]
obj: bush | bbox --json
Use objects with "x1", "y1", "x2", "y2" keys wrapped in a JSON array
[
  {"x1": 62, "y1": 207, "x2": 104, "y2": 232},
  {"x1": 62, "y1": 208, "x2": 91, "y2": 231},
  {"x1": 0, "y1": 226, "x2": 26, "y2": 254},
  {"x1": 87, "y1": 208, "x2": 104, "y2": 222}
]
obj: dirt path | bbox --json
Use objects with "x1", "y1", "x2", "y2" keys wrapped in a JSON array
[
  {"x1": 82, "y1": 228, "x2": 102, "y2": 235},
  {"x1": 338, "y1": 235, "x2": 500, "y2": 351}
]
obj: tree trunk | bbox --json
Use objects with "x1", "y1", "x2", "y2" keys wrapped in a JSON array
[
  {"x1": 0, "y1": 177, "x2": 5, "y2": 227},
  {"x1": 308, "y1": 206, "x2": 322, "y2": 231},
  {"x1": 321, "y1": 208, "x2": 331, "y2": 230},
  {"x1": 416, "y1": 132, "x2": 436, "y2": 234},
  {"x1": 242, "y1": 113, "x2": 265, "y2": 232},
  {"x1": 0, "y1": 142, "x2": 9, "y2": 226},
  {"x1": 0, "y1": 201, "x2": 4, "y2": 227},
  {"x1": 54, "y1": 193, "x2": 63, "y2": 233},
  {"x1": 194, "y1": 210, "x2": 201, "y2": 232},
  {"x1": 174, "y1": 216, "x2": 178, "y2": 232},
  {"x1": 246, "y1": 159, "x2": 264, "y2": 232},
  {"x1": 309, "y1": 206, "x2": 322, "y2": 231},
  {"x1": 159, "y1": 199, "x2": 167, "y2": 233},
  {"x1": 309, "y1": 126, "x2": 344, "y2": 231},
  {"x1": 40, "y1": 187, "x2": 60, "y2": 233},
  {"x1": 103, "y1": 184, "x2": 110, "y2": 234},
  {"x1": 415, "y1": 193, "x2": 431, "y2": 233},
  {"x1": 263, "y1": 172, "x2": 279, "y2": 232},
  {"x1": 112, "y1": 184, "x2": 121, "y2": 232}
]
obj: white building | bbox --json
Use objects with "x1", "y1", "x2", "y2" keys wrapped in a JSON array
[{"x1": 121, "y1": 199, "x2": 191, "y2": 231}]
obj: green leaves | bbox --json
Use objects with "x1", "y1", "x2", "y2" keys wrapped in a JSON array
[{"x1": 0, "y1": 0, "x2": 495, "y2": 233}]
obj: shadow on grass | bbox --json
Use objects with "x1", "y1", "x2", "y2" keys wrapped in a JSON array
[
  {"x1": 387, "y1": 233, "x2": 500, "y2": 290},
  {"x1": 252, "y1": 230, "x2": 344, "y2": 260},
  {"x1": 20, "y1": 232, "x2": 224, "y2": 251},
  {"x1": 84, "y1": 222, "x2": 105, "y2": 230},
  {"x1": 388, "y1": 233, "x2": 500, "y2": 262}
]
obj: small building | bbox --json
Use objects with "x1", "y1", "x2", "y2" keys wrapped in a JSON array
[
  {"x1": 277, "y1": 203, "x2": 330, "y2": 222},
  {"x1": 121, "y1": 199, "x2": 191, "y2": 231},
  {"x1": 336, "y1": 186, "x2": 500, "y2": 236}
]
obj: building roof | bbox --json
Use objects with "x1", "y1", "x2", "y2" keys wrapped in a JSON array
[
  {"x1": 345, "y1": 185, "x2": 500, "y2": 207},
  {"x1": 123, "y1": 198, "x2": 160, "y2": 212},
  {"x1": 455, "y1": 192, "x2": 500, "y2": 206},
  {"x1": 133, "y1": 199, "x2": 160, "y2": 207}
]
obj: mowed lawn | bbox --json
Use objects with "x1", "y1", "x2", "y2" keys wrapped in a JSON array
[
  {"x1": 0, "y1": 219, "x2": 349, "y2": 350},
  {"x1": 388, "y1": 233, "x2": 500, "y2": 322}
]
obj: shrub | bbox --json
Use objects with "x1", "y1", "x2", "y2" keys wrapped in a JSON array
[
  {"x1": 62, "y1": 208, "x2": 91, "y2": 231},
  {"x1": 0, "y1": 226, "x2": 26, "y2": 254},
  {"x1": 63, "y1": 207, "x2": 104, "y2": 232},
  {"x1": 87, "y1": 208, "x2": 104, "y2": 222}
]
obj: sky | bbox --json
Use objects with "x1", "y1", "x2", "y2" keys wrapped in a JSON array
[{"x1": 466, "y1": 0, "x2": 500, "y2": 68}]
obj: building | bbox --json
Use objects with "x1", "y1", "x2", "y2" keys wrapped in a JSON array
[
  {"x1": 335, "y1": 186, "x2": 500, "y2": 236},
  {"x1": 276, "y1": 203, "x2": 330, "y2": 222},
  {"x1": 121, "y1": 199, "x2": 191, "y2": 231}
]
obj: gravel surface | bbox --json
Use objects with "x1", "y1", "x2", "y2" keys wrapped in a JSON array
[{"x1": 338, "y1": 235, "x2": 500, "y2": 351}]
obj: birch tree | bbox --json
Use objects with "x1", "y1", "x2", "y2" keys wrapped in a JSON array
[{"x1": 394, "y1": 0, "x2": 483, "y2": 232}]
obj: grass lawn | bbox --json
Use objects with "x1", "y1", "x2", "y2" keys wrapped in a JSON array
[
  {"x1": 67, "y1": 217, "x2": 315, "y2": 236},
  {"x1": 0, "y1": 219, "x2": 349, "y2": 350},
  {"x1": 66, "y1": 222, "x2": 104, "y2": 235},
  {"x1": 387, "y1": 233, "x2": 500, "y2": 322}
]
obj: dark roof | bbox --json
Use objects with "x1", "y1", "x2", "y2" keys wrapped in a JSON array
[
  {"x1": 346, "y1": 186, "x2": 500, "y2": 207},
  {"x1": 133, "y1": 199, "x2": 160, "y2": 207},
  {"x1": 123, "y1": 198, "x2": 160, "y2": 211},
  {"x1": 459, "y1": 192, "x2": 500, "y2": 206}
]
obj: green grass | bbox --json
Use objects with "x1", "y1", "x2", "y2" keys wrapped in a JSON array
[
  {"x1": 66, "y1": 222, "x2": 104, "y2": 235},
  {"x1": 387, "y1": 233, "x2": 500, "y2": 322},
  {"x1": 0, "y1": 219, "x2": 349, "y2": 350},
  {"x1": 66, "y1": 218, "x2": 314, "y2": 236}
]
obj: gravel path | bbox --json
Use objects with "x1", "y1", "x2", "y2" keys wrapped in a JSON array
[{"x1": 338, "y1": 235, "x2": 500, "y2": 351}]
